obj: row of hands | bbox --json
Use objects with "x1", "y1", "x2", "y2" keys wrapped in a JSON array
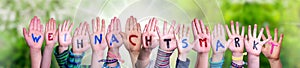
[{"x1": 23, "y1": 16, "x2": 283, "y2": 67}]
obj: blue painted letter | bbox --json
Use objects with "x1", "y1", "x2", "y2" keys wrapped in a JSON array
[
  {"x1": 181, "y1": 39, "x2": 188, "y2": 48},
  {"x1": 110, "y1": 34, "x2": 119, "y2": 46},
  {"x1": 216, "y1": 40, "x2": 225, "y2": 51},
  {"x1": 31, "y1": 34, "x2": 41, "y2": 43},
  {"x1": 94, "y1": 34, "x2": 103, "y2": 44}
]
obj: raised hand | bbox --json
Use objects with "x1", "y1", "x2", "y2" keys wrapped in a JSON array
[
  {"x1": 211, "y1": 24, "x2": 231, "y2": 62},
  {"x1": 89, "y1": 17, "x2": 107, "y2": 52},
  {"x1": 142, "y1": 18, "x2": 159, "y2": 50},
  {"x1": 245, "y1": 24, "x2": 270, "y2": 56},
  {"x1": 23, "y1": 16, "x2": 44, "y2": 49},
  {"x1": 192, "y1": 19, "x2": 211, "y2": 53},
  {"x1": 121, "y1": 16, "x2": 142, "y2": 52},
  {"x1": 157, "y1": 21, "x2": 178, "y2": 52},
  {"x1": 72, "y1": 22, "x2": 90, "y2": 55},
  {"x1": 175, "y1": 24, "x2": 192, "y2": 61},
  {"x1": 45, "y1": 18, "x2": 58, "y2": 46},
  {"x1": 262, "y1": 26, "x2": 283, "y2": 68},
  {"x1": 225, "y1": 21, "x2": 245, "y2": 53},
  {"x1": 106, "y1": 17, "x2": 123, "y2": 49},
  {"x1": 58, "y1": 20, "x2": 73, "y2": 53},
  {"x1": 262, "y1": 26, "x2": 283, "y2": 59}
]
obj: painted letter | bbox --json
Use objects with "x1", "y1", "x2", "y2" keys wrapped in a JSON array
[
  {"x1": 182, "y1": 38, "x2": 188, "y2": 48},
  {"x1": 270, "y1": 42, "x2": 278, "y2": 54},
  {"x1": 109, "y1": 34, "x2": 119, "y2": 46},
  {"x1": 129, "y1": 35, "x2": 138, "y2": 46},
  {"x1": 77, "y1": 39, "x2": 83, "y2": 48},
  {"x1": 164, "y1": 39, "x2": 171, "y2": 48},
  {"x1": 199, "y1": 38, "x2": 207, "y2": 47},
  {"x1": 145, "y1": 36, "x2": 152, "y2": 46},
  {"x1": 94, "y1": 34, "x2": 103, "y2": 44},
  {"x1": 253, "y1": 41, "x2": 259, "y2": 50},
  {"x1": 234, "y1": 37, "x2": 240, "y2": 47},
  {"x1": 216, "y1": 40, "x2": 225, "y2": 51},
  {"x1": 48, "y1": 33, "x2": 53, "y2": 40},
  {"x1": 64, "y1": 34, "x2": 67, "y2": 42},
  {"x1": 31, "y1": 34, "x2": 41, "y2": 43}
]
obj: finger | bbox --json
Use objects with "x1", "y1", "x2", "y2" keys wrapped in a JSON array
[
  {"x1": 248, "y1": 25, "x2": 252, "y2": 38},
  {"x1": 261, "y1": 37, "x2": 271, "y2": 45},
  {"x1": 133, "y1": 23, "x2": 138, "y2": 32},
  {"x1": 29, "y1": 17, "x2": 34, "y2": 31},
  {"x1": 74, "y1": 28, "x2": 79, "y2": 36},
  {"x1": 262, "y1": 34, "x2": 267, "y2": 40},
  {"x1": 221, "y1": 24, "x2": 225, "y2": 37},
  {"x1": 186, "y1": 26, "x2": 190, "y2": 37},
  {"x1": 137, "y1": 23, "x2": 141, "y2": 32},
  {"x1": 266, "y1": 26, "x2": 272, "y2": 39},
  {"x1": 156, "y1": 26, "x2": 161, "y2": 37},
  {"x1": 257, "y1": 28, "x2": 264, "y2": 40},
  {"x1": 113, "y1": 17, "x2": 117, "y2": 31},
  {"x1": 181, "y1": 24, "x2": 184, "y2": 37},
  {"x1": 68, "y1": 22, "x2": 74, "y2": 32},
  {"x1": 194, "y1": 18, "x2": 201, "y2": 34},
  {"x1": 278, "y1": 34, "x2": 284, "y2": 44},
  {"x1": 147, "y1": 18, "x2": 152, "y2": 31},
  {"x1": 86, "y1": 23, "x2": 90, "y2": 36},
  {"x1": 108, "y1": 24, "x2": 111, "y2": 33},
  {"x1": 134, "y1": 18, "x2": 138, "y2": 31},
  {"x1": 58, "y1": 24, "x2": 62, "y2": 32},
  {"x1": 241, "y1": 26, "x2": 245, "y2": 37},
  {"x1": 191, "y1": 21, "x2": 198, "y2": 36},
  {"x1": 225, "y1": 24, "x2": 232, "y2": 37},
  {"x1": 40, "y1": 24, "x2": 44, "y2": 32},
  {"x1": 274, "y1": 28, "x2": 278, "y2": 42},
  {"x1": 236, "y1": 22, "x2": 240, "y2": 35},
  {"x1": 82, "y1": 22, "x2": 88, "y2": 35},
  {"x1": 200, "y1": 20, "x2": 206, "y2": 34},
  {"x1": 92, "y1": 19, "x2": 96, "y2": 32},
  {"x1": 130, "y1": 16, "x2": 134, "y2": 30},
  {"x1": 33, "y1": 17, "x2": 37, "y2": 31},
  {"x1": 206, "y1": 26, "x2": 210, "y2": 35},
  {"x1": 244, "y1": 35, "x2": 249, "y2": 46},
  {"x1": 149, "y1": 18, "x2": 155, "y2": 31},
  {"x1": 96, "y1": 17, "x2": 101, "y2": 32},
  {"x1": 50, "y1": 18, "x2": 54, "y2": 30},
  {"x1": 46, "y1": 20, "x2": 49, "y2": 31},
  {"x1": 78, "y1": 23, "x2": 83, "y2": 35},
  {"x1": 230, "y1": 21, "x2": 235, "y2": 34},
  {"x1": 213, "y1": 25, "x2": 217, "y2": 38},
  {"x1": 153, "y1": 18, "x2": 158, "y2": 32},
  {"x1": 143, "y1": 24, "x2": 148, "y2": 33},
  {"x1": 217, "y1": 24, "x2": 221, "y2": 37},
  {"x1": 64, "y1": 20, "x2": 68, "y2": 31},
  {"x1": 117, "y1": 18, "x2": 121, "y2": 31},
  {"x1": 168, "y1": 21, "x2": 175, "y2": 34},
  {"x1": 253, "y1": 24, "x2": 257, "y2": 38},
  {"x1": 23, "y1": 28, "x2": 29, "y2": 37},
  {"x1": 53, "y1": 19, "x2": 57, "y2": 30},
  {"x1": 101, "y1": 19, "x2": 106, "y2": 32},
  {"x1": 126, "y1": 18, "x2": 130, "y2": 31},
  {"x1": 163, "y1": 21, "x2": 167, "y2": 35}
]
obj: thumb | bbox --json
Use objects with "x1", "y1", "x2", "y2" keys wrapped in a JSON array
[{"x1": 23, "y1": 28, "x2": 29, "y2": 40}]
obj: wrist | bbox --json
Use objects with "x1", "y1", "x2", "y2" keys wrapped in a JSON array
[
  {"x1": 268, "y1": 59, "x2": 282, "y2": 68},
  {"x1": 247, "y1": 54, "x2": 260, "y2": 68},
  {"x1": 178, "y1": 53, "x2": 187, "y2": 61},
  {"x1": 231, "y1": 52, "x2": 244, "y2": 65},
  {"x1": 58, "y1": 46, "x2": 68, "y2": 53},
  {"x1": 212, "y1": 53, "x2": 224, "y2": 62}
]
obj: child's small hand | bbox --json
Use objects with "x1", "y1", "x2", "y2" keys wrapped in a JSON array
[
  {"x1": 142, "y1": 18, "x2": 159, "y2": 50},
  {"x1": 225, "y1": 21, "x2": 245, "y2": 53},
  {"x1": 106, "y1": 17, "x2": 124, "y2": 49},
  {"x1": 72, "y1": 22, "x2": 90, "y2": 55},
  {"x1": 23, "y1": 16, "x2": 44, "y2": 49},
  {"x1": 89, "y1": 17, "x2": 107, "y2": 52},
  {"x1": 245, "y1": 24, "x2": 270, "y2": 56},
  {"x1": 58, "y1": 20, "x2": 73, "y2": 47},
  {"x1": 262, "y1": 26, "x2": 283, "y2": 60},
  {"x1": 45, "y1": 18, "x2": 58, "y2": 46},
  {"x1": 121, "y1": 16, "x2": 142, "y2": 52},
  {"x1": 211, "y1": 24, "x2": 231, "y2": 54},
  {"x1": 176, "y1": 24, "x2": 192, "y2": 61},
  {"x1": 157, "y1": 21, "x2": 178, "y2": 52},
  {"x1": 191, "y1": 19, "x2": 211, "y2": 53}
]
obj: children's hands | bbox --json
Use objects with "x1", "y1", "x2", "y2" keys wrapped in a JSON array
[
  {"x1": 157, "y1": 21, "x2": 178, "y2": 52},
  {"x1": 211, "y1": 24, "x2": 231, "y2": 54},
  {"x1": 225, "y1": 21, "x2": 245, "y2": 53},
  {"x1": 45, "y1": 18, "x2": 58, "y2": 46},
  {"x1": 121, "y1": 16, "x2": 142, "y2": 52},
  {"x1": 142, "y1": 18, "x2": 159, "y2": 50},
  {"x1": 191, "y1": 19, "x2": 211, "y2": 53},
  {"x1": 58, "y1": 20, "x2": 73, "y2": 47},
  {"x1": 262, "y1": 26, "x2": 283, "y2": 60},
  {"x1": 88, "y1": 17, "x2": 107, "y2": 52},
  {"x1": 72, "y1": 22, "x2": 90, "y2": 54},
  {"x1": 245, "y1": 24, "x2": 270, "y2": 56},
  {"x1": 106, "y1": 17, "x2": 124, "y2": 48},
  {"x1": 23, "y1": 16, "x2": 44, "y2": 49}
]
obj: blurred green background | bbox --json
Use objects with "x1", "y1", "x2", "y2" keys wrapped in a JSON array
[{"x1": 0, "y1": 0, "x2": 299, "y2": 68}]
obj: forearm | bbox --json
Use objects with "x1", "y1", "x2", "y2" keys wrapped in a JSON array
[
  {"x1": 91, "y1": 50, "x2": 105, "y2": 68},
  {"x1": 212, "y1": 53, "x2": 224, "y2": 62},
  {"x1": 178, "y1": 53, "x2": 188, "y2": 61},
  {"x1": 107, "y1": 48, "x2": 121, "y2": 67},
  {"x1": 268, "y1": 59, "x2": 282, "y2": 68},
  {"x1": 129, "y1": 51, "x2": 140, "y2": 68},
  {"x1": 154, "y1": 49, "x2": 173, "y2": 68},
  {"x1": 195, "y1": 53, "x2": 209, "y2": 68},
  {"x1": 231, "y1": 52, "x2": 244, "y2": 67},
  {"x1": 136, "y1": 48, "x2": 152, "y2": 68},
  {"x1": 30, "y1": 48, "x2": 42, "y2": 68},
  {"x1": 58, "y1": 45, "x2": 69, "y2": 54},
  {"x1": 41, "y1": 45, "x2": 55, "y2": 68},
  {"x1": 247, "y1": 54, "x2": 259, "y2": 68},
  {"x1": 210, "y1": 53, "x2": 224, "y2": 68}
]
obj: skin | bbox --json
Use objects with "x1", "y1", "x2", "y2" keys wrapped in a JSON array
[
  {"x1": 175, "y1": 24, "x2": 193, "y2": 61},
  {"x1": 211, "y1": 24, "x2": 232, "y2": 62},
  {"x1": 157, "y1": 21, "x2": 178, "y2": 52},
  {"x1": 89, "y1": 17, "x2": 107, "y2": 68},
  {"x1": 245, "y1": 24, "x2": 270, "y2": 68},
  {"x1": 106, "y1": 17, "x2": 124, "y2": 67},
  {"x1": 225, "y1": 21, "x2": 245, "y2": 66},
  {"x1": 191, "y1": 18, "x2": 211, "y2": 68},
  {"x1": 58, "y1": 20, "x2": 73, "y2": 53},
  {"x1": 23, "y1": 16, "x2": 44, "y2": 68},
  {"x1": 72, "y1": 22, "x2": 91, "y2": 55},
  {"x1": 262, "y1": 26, "x2": 283, "y2": 68},
  {"x1": 135, "y1": 18, "x2": 159, "y2": 68},
  {"x1": 120, "y1": 16, "x2": 142, "y2": 68},
  {"x1": 41, "y1": 18, "x2": 58, "y2": 68}
]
